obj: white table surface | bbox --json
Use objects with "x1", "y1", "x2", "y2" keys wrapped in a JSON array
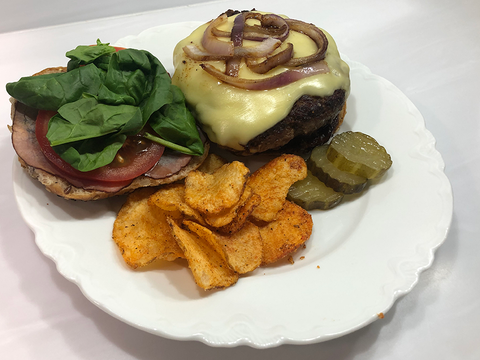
[{"x1": 1, "y1": 0, "x2": 479, "y2": 359}]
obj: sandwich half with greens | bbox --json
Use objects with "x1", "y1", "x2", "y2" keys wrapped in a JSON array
[{"x1": 7, "y1": 40, "x2": 209, "y2": 200}]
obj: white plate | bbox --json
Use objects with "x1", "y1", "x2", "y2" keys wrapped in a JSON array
[{"x1": 12, "y1": 22, "x2": 453, "y2": 348}]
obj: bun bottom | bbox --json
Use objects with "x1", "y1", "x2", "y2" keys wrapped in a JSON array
[{"x1": 16, "y1": 143, "x2": 209, "y2": 201}]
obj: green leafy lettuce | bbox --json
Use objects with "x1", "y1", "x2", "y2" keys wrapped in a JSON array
[{"x1": 6, "y1": 40, "x2": 203, "y2": 172}]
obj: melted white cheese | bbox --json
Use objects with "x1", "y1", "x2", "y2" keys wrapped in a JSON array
[{"x1": 172, "y1": 12, "x2": 350, "y2": 151}]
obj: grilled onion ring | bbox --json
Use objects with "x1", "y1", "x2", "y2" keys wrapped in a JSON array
[
  {"x1": 185, "y1": 11, "x2": 331, "y2": 89},
  {"x1": 200, "y1": 61, "x2": 329, "y2": 90},
  {"x1": 283, "y1": 19, "x2": 328, "y2": 66}
]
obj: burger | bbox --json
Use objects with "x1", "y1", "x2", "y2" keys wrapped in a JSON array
[
  {"x1": 172, "y1": 10, "x2": 350, "y2": 155},
  {"x1": 7, "y1": 41, "x2": 209, "y2": 201}
]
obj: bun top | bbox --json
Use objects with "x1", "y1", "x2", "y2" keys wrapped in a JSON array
[{"x1": 172, "y1": 11, "x2": 350, "y2": 151}]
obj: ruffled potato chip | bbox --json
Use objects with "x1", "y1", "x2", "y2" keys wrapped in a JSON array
[
  {"x1": 185, "y1": 161, "x2": 250, "y2": 214},
  {"x1": 216, "y1": 193, "x2": 261, "y2": 235},
  {"x1": 184, "y1": 220, "x2": 262, "y2": 274},
  {"x1": 248, "y1": 154, "x2": 307, "y2": 222},
  {"x1": 196, "y1": 153, "x2": 228, "y2": 174},
  {"x1": 203, "y1": 185, "x2": 253, "y2": 228},
  {"x1": 112, "y1": 188, "x2": 184, "y2": 269},
  {"x1": 167, "y1": 218, "x2": 239, "y2": 290},
  {"x1": 148, "y1": 183, "x2": 206, "y2": 225},
  {"x1": 259, "y1": 200, "x2": 313, "y2": 266},
  {"x1": 113, "y1": 154, "x2": 314, "y2": 291}
]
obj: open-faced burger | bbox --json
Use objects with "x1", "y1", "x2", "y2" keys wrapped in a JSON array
[
  {"x1": 7, "y1": 41, "x2": 208, "y2": 201},
  {"x1": 172, "y1": 10, "x2": 350, "y2": 155}
]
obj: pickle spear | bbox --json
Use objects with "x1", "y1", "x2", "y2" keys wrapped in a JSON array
[
  {"x1": 308, "y1": 145, "x2": 367, "y2": 194},
  {"x1": 327, "y1": 131, "x2": 392, "y2": 179},
  {"x1": 287, "y1": 171, "x2": 343, "y2": 210}
]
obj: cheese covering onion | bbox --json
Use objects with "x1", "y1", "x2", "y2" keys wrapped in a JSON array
[{"x1": 172, "y1": 11, "x2": 350, "y2": 151}]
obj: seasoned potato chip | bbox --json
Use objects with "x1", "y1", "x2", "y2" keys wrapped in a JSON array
[
  {"x1": 112, "y1": 188, "x2": 184, "y2": 269},
  {"x1": 203, "y1": 186, "x2": 253, "y2": 228},
  {"x1": 217, "y1": 193, "x2": 261, "y2": 235},
  {"x1": 196, "y1": 153, "x2": 228, "y2": 174},
  {"x1": 182, "y1": 220, "x2": 226, "y2": 261},
  {"x1": 217, "y1": 221, "x2": 263, "y2": 274},
  {"x1": 248, "y1": 154, "x2": 307, "y2": 222},
  {"x1": 147, "y1": 183, "x2": 183, "y2": 212},
  {"x1": 259, "y1": 200, "x2": 313, "y2": 266},
  {"x1": 184, "y1": 220, "x2": 262, "y2": 274},
  {"x1": 113, "y1": 154, "x2": 314, "y2": 290},
  {"x1": 185, "y1": 161, "x2": 250, "y2": 214},
  {"x1": 167, "y1": 218, "x2": 239, "y2": 290},
  {"x1": 148, "y1": 183, "x2": 206, "y2": 225}
]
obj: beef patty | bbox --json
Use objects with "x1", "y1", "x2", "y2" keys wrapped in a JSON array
[{"x1": 240, "y1": 89, "x2": 346, "y2": 155}]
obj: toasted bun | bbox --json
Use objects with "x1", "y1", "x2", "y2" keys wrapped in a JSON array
[{"x1": 10, "y1": 67, "x2": 209, "y2": 201}]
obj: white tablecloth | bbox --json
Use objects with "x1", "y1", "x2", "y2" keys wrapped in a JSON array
[{"x1": 1, "y1": 0, "x2": 479, "y2": 359}]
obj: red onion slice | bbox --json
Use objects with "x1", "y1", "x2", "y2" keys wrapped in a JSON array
[
  {"x1": 200, "y1": 12, "x2": 281, "y2": 59},
  {"x1": 225, "y1": 58, "x2": 242, "y2": 77},
  {"x1": 185, "y1": 11, "x2": 331, "y2": 85},
  {"x1": 200, "y1": 61, "x2": 330, "y2": 90},
  {"x1": 225, "y1": 12, "x2": 245, "y2": 77},
  {"x1": 201, "y1": 13, "x2": 235, "y2": 56},
  {"x1": 283, "y1": 19, "x2": 329, "y2": 66},
  {"x1": 211, "y1": 28, "x2": 231, "y2": 38},
  {"x1": 234, "y1": 37, "x2": 281, "y2": 58},
  {"x1": 212, "y1": 13, "x2": 290, "y2": 42},
  {"x1": 243, "y1": 13, "x2": 290, "y2": 42},
  {"x1": 231, "y1": 12, "x2": 245, "y2": 47},
  {"x1": 246, "y1": 43, "x2": 294, "y2": 74},
  {"x1": 182, "y1": 44, "x2": 231, "y2": 61}
]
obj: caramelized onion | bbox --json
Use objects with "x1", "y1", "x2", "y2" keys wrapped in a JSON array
[
  {"x1": 212, "y1": 13, "x2": 290, "y2": 42},
  {"x1": 200, "y1": 61, "x2": 330, "y2": 90},
  {"x1": 184, "y1": 37, "x2": 281, "y2": 61},
  {"x1": 231, "y1": 12, "x2": 245, "y2": 47},
  {"x1": 234, "y1": 37, "x2": 281, "y2": 58},
  {"x1": 243, "y1": 25, "x2": 289, "y2": 41},
  {"x1": 246, "y1": 43, "x2": 294, "y2": 74},
  {"x1": 243, "y1": 13, "x2": 290, "y2": 42},
  {"x1": 183, "y1": 45, "x2": 230, "y2": 61},
  {"x1": 201, "y1": 12, "x2": 282, "y2": 59},
  {"x1": 225, "y1": 58, "x2": 241, "y2": 77},
  {"x1": 201, "y1": 13, "x2": 235, "y2": 56},
  {"x1": 211, "y1": 28, "x2": 231, "y2": 38},
  {"x1": 185, "y1": 11, "x2": 332, "y2": 89},
  {"x1": 283, "y1": 19, "x2": 328, "y2": 66},
  {"x1": 226, "y1": 12, "x2": 245, "y2": 77}
]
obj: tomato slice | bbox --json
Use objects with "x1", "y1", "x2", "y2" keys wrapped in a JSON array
[{"x1": 35, "y1": 110, "x2": 165, "y2": 186}]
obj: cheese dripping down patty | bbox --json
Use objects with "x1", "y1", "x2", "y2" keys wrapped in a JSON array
[{"x1": 172, "y1": 12, "x2": 350, "y2": 151}]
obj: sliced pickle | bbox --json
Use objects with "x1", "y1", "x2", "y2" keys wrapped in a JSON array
[
  {"x1": 308, "y1": 145, "x2": 367, "y2": 194},
  {"x1": 287, "y1": 171, "x2": 343, "y2": 210},
  {"x1": 327, "y1": 131, "x2": 392, "y2": 179}
]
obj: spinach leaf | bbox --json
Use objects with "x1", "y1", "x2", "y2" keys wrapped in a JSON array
[
  {"x1": 7, "y1": 42, "x2": 204, "y2": 172},
  {"x1": 47, "y1": 97, "x2": 143, "y2": 146},
  {"x1": 53, "y1": 133, "x2": 126, "y2": 172},
  {"x1": 6, "y1": 64, "x2": 105, "y2": 111},
  {"x1": 99, "y1": 49, "x2": 173, "y2": 125},
  {"x1": 97, "y1": 84, "x2": 136, "y2": 106},
  {"x1": 66, "y1": 39, "x2": 116, "y2": 71},
  {"x1": 91, "y1": 54, "x2": 113, "y2": 72},
  {"x1": 138, "y1": 51, "x2": 173, "y2": 124},
  {"x1": 148, "y1": 85, "x2": 204, "y2": 156},
  {"x1": 99, "y1": 50, "x2": 150, "y2": 106}
]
